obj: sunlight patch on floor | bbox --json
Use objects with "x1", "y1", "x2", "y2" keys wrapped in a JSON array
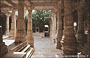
[{"x1": 3, "y1": 40, "x2": 15, "y2": 46}]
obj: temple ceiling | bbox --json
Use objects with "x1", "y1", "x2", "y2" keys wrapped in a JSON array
[{"x1": 1, "y1": 0, "x2": 59, "y2": 13}]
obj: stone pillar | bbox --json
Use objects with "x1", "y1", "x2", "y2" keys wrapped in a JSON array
[
  {"x1": 15, "y1": 0, "x2": 26, "y2": 43},
  {"x1": 56, "y1": 1, "x2": 63, "y2": 49},
  {"x1": 81, "y1": 11, "x2": 90, "y2": 58},
  {"x1": 0, "y1": 26, "x2": 8, "y2": 57},
  {"x1": 9, "y1": 9, "x2": 16, "y2": 38},
  {"x1": 63, "y1": 0, "x2": 77, "y2": 57},
  {"x1": 0, "y1": 1, "x2": 8, "y2": 57},
  {"x1": 81, "y1": 1, "x2": 90, "y2": 58},
  {"x1": 27, "y1": 9, "x2": 34, "y2": 47},
  {"x1": 5, "y1": 13, "x2": 10, "y2": 35},
  {"x1": 77, "y1": 0, "x2": 87, "y2": 52},
  {"x1": 51, "y1": 10, "x2": 57, "y2": 42}
]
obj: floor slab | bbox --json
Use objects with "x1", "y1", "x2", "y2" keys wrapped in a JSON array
[{"x1": 31, "y1": 33, "x2": 62, "y2": 58}]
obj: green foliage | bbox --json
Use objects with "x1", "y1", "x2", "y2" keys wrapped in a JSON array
[
  {"x1": 24, "y1": 10, "x2": 51, "y2": 32},
  {"x1": 32, "y1": 10, "x2": 51, "y2": 25}
]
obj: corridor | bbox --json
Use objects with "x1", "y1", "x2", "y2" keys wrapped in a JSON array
[
  {"x1": 1, "y1": 0, "x2": 90, "y2": 58},
  {"x1": 31, "y1": 33, "x2": 62, "y2": 58}
]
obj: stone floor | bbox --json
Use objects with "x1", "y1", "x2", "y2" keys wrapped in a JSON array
[
  {"x1": 31, "y1": 32, "x2": 62, "y2": 58},
  {"x1": 3, "y1": 33, "x2": 63, "y2": 58}
]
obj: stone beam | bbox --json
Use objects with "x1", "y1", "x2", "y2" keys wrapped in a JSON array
[
  {"x1": 5, "y1": 0, "x2": 17, "y2": 6},
  {"x1": 2, "y1": 0, "x2": 12, "y2": 6},
  {"x1": 0, "y1": 3, "x2": 12, "y2": 8},
  {"x1": 31, "y1": 2, "x2": 58, "y2": 6},
  {"x1": 30, "y1": 0, "x2": 59, "y2": 2},
  {"x1": 33, "y1": 6, "x2": 56, "y2": 10}
]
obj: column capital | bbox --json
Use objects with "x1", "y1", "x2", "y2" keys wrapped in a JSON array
[
  {"x1": 28, "y1": 8, "x2": 32, "y2": 12},
  {"x1": 5, "y1": 13, "x2": 11, "y2": 17}
]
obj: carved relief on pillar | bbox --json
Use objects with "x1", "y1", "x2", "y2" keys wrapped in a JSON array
[{"x1": 62, "y1": 0, "x2": 78, "y2": 57}]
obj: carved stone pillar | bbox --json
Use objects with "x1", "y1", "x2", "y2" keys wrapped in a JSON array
[
  {"x1": 82, "y1": 13, "x2": 90, "y2": 58},
  {"x1": 0, "y1": 26, "x2": 8, "y2": 57},
  {"x1": 81, "y1": 1, "x2": 90, "y2": 58},
  {"x1": 5, "y1": 13, "x2": 10, "y2": 35},
  {"x1": 51, "y1": 10, "x2": 57, "y2": 42},
  {"x1": 0, "y1": 1, "x2": 8, "y2": 57},
  {"x1": 77, "y1": 0, "x2": 87, "y2": 52},
  {"x1": 15, "y1": 0, "x2": 26, "y2": 43},
  {"x1": 63, "y1": 0, "x2": 78, "y2": 57},
  {"x1": 9, "y1": 9, "x2": 16, "y2": 38},
  {"x1": 56, "y1": 1, "x2": 63, "y2": 49},
  {"x1": 27, "y1": 9, "x2": 34, "y2": 47}
]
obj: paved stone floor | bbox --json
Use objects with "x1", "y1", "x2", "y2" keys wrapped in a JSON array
[{"x1": 31, "y1": 32, "x2": 62, "y2": 58}]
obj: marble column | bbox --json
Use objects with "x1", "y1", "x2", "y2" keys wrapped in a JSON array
[
  {"x1": 56, "y1": 1, "x2": 63, "y2": 49},
  {"x1": 15, "y1": 0, "x2": 26, "y2": 43},
  {"x1": 5, "y1": 13, "x2": 10, "y2": 35},
  {"x1": 63, "y1": 0, "x2": 78, "y2": 57},
  {"x1": 27, "y1": 9, "x2": 34, "y2": 47},
  {"x1": 9, "y1": 9, "x2": 16, "y2": 38},
  {"x1": 77, "y1": 0, "x2": 87, "y2": 52}
]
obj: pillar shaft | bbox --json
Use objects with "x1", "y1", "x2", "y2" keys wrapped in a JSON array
[
  {"x1": 81, "y1": 1, "x2": 90, "y2": 58},
  {"x1": 0, "y1": 26, "x2": 8, "y2": 57},
  {"x1": 77, "y1": 0, "x2": 87, "y2": 52},
  {"x1": 6, "y1": 13, "x2": 10, "y2": 35},
  {"x1": 0, "y1": 0, "x2": 8, "y2": 57},
  {"x1": 56, "y1": 1, "x2": 63, "y2": 49},
  {"x1": 63, "y1": 0, "x2": 77, "y2": 56},
  {"x1": 15, "y1": 0, "x2": 26, "y2": 43},
  {"x1": 9, "y1": 9, "x2": 16, "y2": 38},
  {"x1": 50, "y1": 10, "x2": 57, "y2": 41},
  {"x1": 82, "y1": 13, "x2": 90, "y2": 58},
  {"x1": 27, "y1": 9, "x2": 34, "y2": 47}
]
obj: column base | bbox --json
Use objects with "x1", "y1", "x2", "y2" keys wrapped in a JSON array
[
  {"x1": 56, "y1": 42, "x2": 62, "y2": 49},
  {"x1": 63, "y1": 36, "x2": 78, "y2": 57},
  {"x1": 81, "y1": 43, "x2": 90, "y2": 58},
  {"x1": 15, "y1": 38, "x2": 26, "y2": 43},
  {"x1": 27, "y1": 40, "x2": 34, "y2": 48},
  {"x1": 15, "y1": 30, "x2": 26, "y2": 43},
  {"x1": 9, "y1": 30, "x2": 15, "y2": 37},
  {"x1": 27, "y1": 35, "x2": 34, "y2": 47}
]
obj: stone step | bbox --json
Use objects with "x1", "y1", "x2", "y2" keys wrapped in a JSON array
[
  {"x1": 25, "y1": 48, "x2": 34, "y2": 58},
  {"x1": 10, "y1": 41, "x2": 27, "y2": 52},
  {"x1": 3, "y1": 46, "x2": 34, "y2": 58},
  {"x1": 4, "y1": 41, "x2": 34, "y2": 58},
  {"x1": 3, "y1": 52, "x2": 26, "y2": 58}
]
